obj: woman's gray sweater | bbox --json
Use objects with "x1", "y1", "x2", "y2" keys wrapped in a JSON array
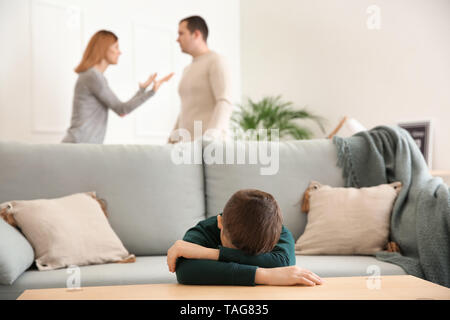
[{"x1": 62, "y1": 67, "x2": 155, "y2": 143}]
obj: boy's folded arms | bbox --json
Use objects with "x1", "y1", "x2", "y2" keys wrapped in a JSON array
[{"x1": 167, "y1": 189, "x2": 323, "y2": 286}]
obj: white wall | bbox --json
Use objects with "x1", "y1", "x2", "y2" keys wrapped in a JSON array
[
  {"x1": 241, "y1": 0, "x2": 450, "y2": 170},
  {"x1": 2, "y1": 0, "x2": 449, "y2": 170},
  {"x1": 0, "y1": 0, "x2": 240, "y2": 144}
]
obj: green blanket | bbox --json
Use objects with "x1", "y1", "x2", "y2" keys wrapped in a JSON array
[{"x1": 332, "y1": 125, "x2": 449, "y2": 288}]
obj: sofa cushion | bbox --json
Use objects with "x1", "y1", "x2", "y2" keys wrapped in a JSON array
[
  {"x1": 295, "y1": 181, "x2": 402, "y2": 255},
  {"x1": 1, "y1": 192, "x2": 135, "y2": 271},
  {"x1": 203, "y1": 139, "x2": 345, "y2": 240},
  {"x1": 295, "y1": 255, "x2": 407, "y2": 278},
  {"x1": 0, "y1": 219, "x2": 34, "y2": 285},
  {"x1": 0, "y1": 141, "x2": 205, "y2": 256},
  {"x1": 0, "y1": 255, "x2": 407, "y2": 300},
  {"x1": 0, "y1": 256, "x2": 177, "y2": 300}
]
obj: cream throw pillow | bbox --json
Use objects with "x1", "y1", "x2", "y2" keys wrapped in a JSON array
[
  {"x1": 0, "y1": 192, "x2": 135, "y2": 271},
  {"x1": 295, "y1": 181, "x2": 402, "y2": 255}
]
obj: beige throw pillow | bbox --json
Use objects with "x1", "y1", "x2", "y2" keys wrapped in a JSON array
[
  {"x1": 0, "y1": 192, "x2": 135, "y2": 271},
  {"x1": 295, "y1": 181, "x2": 402, "y2": 255}
]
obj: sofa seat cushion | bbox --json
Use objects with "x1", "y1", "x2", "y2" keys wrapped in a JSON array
[
  {"x1": 0, "y1": 255, "x2": 407, "y2": 300},
  {"x1": 295, "y1": 255, "x2": 407, "y2": 278},
  {"x1": 0, "y1": 256, "x2": 177, "y2": 300}
]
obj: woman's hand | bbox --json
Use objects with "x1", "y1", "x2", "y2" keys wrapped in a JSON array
[
  {"x1": 167, "y1": 137, "x2": 177, "y2": 144},
  {"x1": 152, "y1": 72, "x2": 174, "y2": 92},
  {"x1": 139, "y1": 73, "x2": 157, "y2": 90},
  {"x1": 139, "y1": 72, "x2": 174, "y2": 91}
]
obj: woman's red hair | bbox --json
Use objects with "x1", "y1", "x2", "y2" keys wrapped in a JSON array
[{"x1": 74, "y1": 30, "x2": 118, "y2": 73}]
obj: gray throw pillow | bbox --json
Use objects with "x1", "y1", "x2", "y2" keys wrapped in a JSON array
[{"x1": 0, "y1": 218, "x2": 34, "y2": 285}]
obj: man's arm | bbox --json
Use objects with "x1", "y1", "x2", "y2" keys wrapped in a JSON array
[{"x1": 205, "y1": 56, "x2": 233, "y2": 138}]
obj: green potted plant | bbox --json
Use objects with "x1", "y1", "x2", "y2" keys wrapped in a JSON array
[{"x1": 231, "y1": 95, "x2": 326, "y2": 140}]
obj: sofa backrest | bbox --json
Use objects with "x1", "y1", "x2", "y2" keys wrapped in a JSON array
[
  {"x1": 203, "y1": 139, "x2": 345, "y2": 241},
  {"x1": 0, "y1": 141, "x2": 205, "y2": 256},
  {"x1": 0, "y1": 138, "x2": 345, "y2": 256}
]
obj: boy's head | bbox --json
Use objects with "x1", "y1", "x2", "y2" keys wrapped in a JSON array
[{"x1": 217, "y1": 189, "x2": 283, "y2": 255}]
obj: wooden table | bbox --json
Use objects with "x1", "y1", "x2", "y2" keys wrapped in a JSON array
[{"x1": 17, "y1": 275, "x2": 450, "y2": 300}]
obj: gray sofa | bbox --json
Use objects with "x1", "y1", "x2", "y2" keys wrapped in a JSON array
[{"x1": 0, "y1": 139, "x2": 406, "y2": 300}]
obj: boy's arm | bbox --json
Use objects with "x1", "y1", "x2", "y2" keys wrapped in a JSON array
[
  {"x1": 166, "y1": 219, "x2": 221, "y2": 272},
  {"x1": 175, "y1": 259, "x2": 323, "y2": 286},
  {"x1": 168, "y1": 225, "x2": 256, "y2": 286},
  {"x1": 218, "y1": 226, "x2": 296, "y2": 268},
  {"x1": 168, "y1": 225, "x2": 296, "y2": 270},
  {"x1": 175, "y1": 258, "x2": 258, "y2": 286},
  {"x1": 167, "y1": 240, "x2": 219, "y2": 272}
]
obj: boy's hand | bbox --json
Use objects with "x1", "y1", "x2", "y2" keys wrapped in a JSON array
[
  {"x1": 255, "y1": 266, "x2": 323, "y2": 286},
  {"x1": 167, "y1": 240, "x2": 219, "y2": 272}
]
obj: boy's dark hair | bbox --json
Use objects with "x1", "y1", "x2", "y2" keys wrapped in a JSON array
[
  {"x1": 180, "y1": 15, "x2": 208, "y2": 42},
  {"x1": 222, "y1": 189, "x2": 282, "y2": 255}
]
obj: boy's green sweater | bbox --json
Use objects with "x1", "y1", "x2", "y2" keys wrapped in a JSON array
[{"x1": 175, "y1": 215, "x2": 296, "y2": 286}]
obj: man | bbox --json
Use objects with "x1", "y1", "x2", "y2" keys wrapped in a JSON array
[
  {"x1": 167, "y1": 189, "x2": 323, "y2": 286},
  {"x1": 168, "y1": 16, "x2": 233, "y2": 143}
]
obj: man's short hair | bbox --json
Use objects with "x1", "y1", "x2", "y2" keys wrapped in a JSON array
[
  {"x1": 222, "y1": 189, "x2": 283, "y2": 255},
  {"x1": 180, "y1": 15, "x2": 208, "y2": 42}
]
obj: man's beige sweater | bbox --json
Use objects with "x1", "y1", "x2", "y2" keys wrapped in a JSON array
[{"x1": 172, "y1": 51, "x2": 233, "y2": 141}]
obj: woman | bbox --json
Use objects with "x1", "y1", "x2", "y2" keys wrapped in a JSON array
[{"x1": 62, "y1": 30, "x2": 173, "y2": 143}]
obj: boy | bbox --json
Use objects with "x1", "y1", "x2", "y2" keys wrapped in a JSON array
[{"x1": 167, "y1": 189, "x2": 323, "y2": 286}]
